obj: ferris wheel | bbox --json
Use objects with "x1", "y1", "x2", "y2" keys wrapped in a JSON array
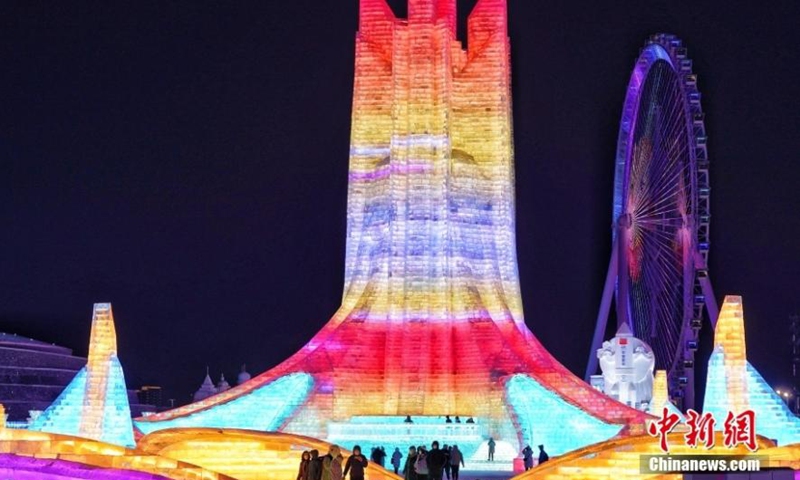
[{"x1": 586, "y1": 34, "x2": 718, "y2": 410}]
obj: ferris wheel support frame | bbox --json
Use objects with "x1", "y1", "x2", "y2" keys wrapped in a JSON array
[{"x1": 585, "y1": 241, "x2": 719, "y2": 410}]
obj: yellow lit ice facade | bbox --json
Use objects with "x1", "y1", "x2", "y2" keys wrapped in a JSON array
[
  {"x1": 2, "y1": 427, "x2": 797, "y2": 479},
  {"x1": 649, "y1": 371, "x2": 668, "y2": 413},
  {"x1": 137, "y1": 428, "x2": 402, "y2": 480},
  {"x1": 344, "y1": 0, "x2": 522, "y2": 328},
  {"x1": 512, "y1": 431, "x2": 779, "y2": 480},
  {"x1": 135, "y1": 0, "x2": 650, "y2": 458},
  {"x1": 712, "y1": 296, "x2": 748, "y2": 412},
  {"x1": 703, "y1": 296, "x2": 800, "y2": 446},
  {"x1": 0, "y1": 428, "x2": 234, "y2": 479},
  {"x1": 29, "y1": 303, "x2": 135, "y2": 448},
  {"x1": 648, "y1": 371, "x2": 686, "y2": 422}
]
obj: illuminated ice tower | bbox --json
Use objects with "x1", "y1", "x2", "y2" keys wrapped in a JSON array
[
  {"x1": 136, "y1": 0, "x2": 648, "y2": 459},
  {"x1": 346, "y1": 0, "x2": 522, "y2": 413},
  {"x1": 29, "y1": 304, "x2": 134, "y2": 447},
  {"x1": 703, "y1": 296, "x2": 800, "y2": 446}
]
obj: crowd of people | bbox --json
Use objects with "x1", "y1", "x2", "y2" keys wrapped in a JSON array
[
  {"x1": 401, "y1": 442, "x2": 465, "y2": 480},
  {"x1": 402, "y1": 415, "x2": 475, "y2": 424},
  {"x1": 296, "y1": 442, "x2": 465, "y2": 480},
  {"x1": 296, "y1": 441, "x2": 549, "y2": 480}
]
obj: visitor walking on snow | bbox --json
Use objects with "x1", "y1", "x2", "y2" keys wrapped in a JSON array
[{"x1": 487, "y1": 437, "x2": 496, "y2": 461}]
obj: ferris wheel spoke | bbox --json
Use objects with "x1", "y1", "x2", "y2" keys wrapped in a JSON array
[
  {"x1": 639, "y1": 267, "x2": 682, "y2": 346},
  {"x1": 634, "y1": 269, "x2": 681, "y2": 360},
  {"x1": 634, "y1": 229, "x2": 684, "y2": 254},
  {"x1": 637, "y1": 165, "x2": 689, "y2": 209},
  {"x1": 632, "y1": 171, "x2": 687, "y2": 211}
]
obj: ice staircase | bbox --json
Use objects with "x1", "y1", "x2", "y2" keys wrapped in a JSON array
[{"x1": 327, "y1": 415, "x2": 490, "y2": 466}]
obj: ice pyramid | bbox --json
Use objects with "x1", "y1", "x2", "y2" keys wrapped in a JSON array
[
  {"x1": 703, "y1": 296, "x2": 800, "y2": 446},
  {"x1": 29, "y1": 303, "x2": 134, "y2": 447}
]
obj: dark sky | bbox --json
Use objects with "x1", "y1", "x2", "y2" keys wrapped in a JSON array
[{"x1": 1, "y1": 1, "x2": 798, "y2": 406}]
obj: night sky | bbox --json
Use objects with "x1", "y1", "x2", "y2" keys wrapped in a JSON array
[{"x1": 1, "y1": 1, "x2": 798, "y2": 406}]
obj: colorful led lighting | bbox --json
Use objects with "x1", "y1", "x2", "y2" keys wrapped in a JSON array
[
  {"x1": 703, "y1": 296, "x2": 800, "y2": 447},
  {"x1": 0, "y1": 429, "x2": 233, "y2": 479},
  {"x1": 135, "y1": 0, "x2": 649, "y2": 460},
  {"x1": 136, "y1": 429, "x2": 403, "y2": 480},
  {"x1": 29, "y1": 304, "x2": 135, "y2": 448}
]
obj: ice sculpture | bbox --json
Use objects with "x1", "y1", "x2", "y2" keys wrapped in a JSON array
[
  {"x1": 596, "y1": 323, "x2": 655, "y2": 410},
  {"x1": 29, "y1": 303, "x2": 135, "y2": 447},
  {"x1": 193, "y1": 370, "x2": 218, "y2": 402},
  {"x1": 135, "y1": 0, "x2": 649, "y2": 459},
  {"x1": 703, "y1": 295, "x2": 800, "y2": 446}
]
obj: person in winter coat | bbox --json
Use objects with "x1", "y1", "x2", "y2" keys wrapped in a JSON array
[
  {"x1": 403, "y1": 446, "x2": 418, "y2": 480},
  {"x1": 537, "y1": 445, "x2": 549, "y2": 466},
  {"x1": 343, "y1": 445, "x2": 368, "y2": 480},
  {"x1": 391, "y1": 447, "x2": 403, "y2": 474},
  {"x1": 449, "y1": 445, "x2": 465, "y2": 480},
  {"x1": 425, "y1": 441, "x2": 447, "y2": 480},
  {"x1": 442, "y1": 446, "x2": 451, "y2": 480},
  {"x1": 308, "y1": 450, "x2": 322, "y2": 480},
  {"x1": 522, "y1": 445, "x2": 533, "y2": 471},
  {"x1": 375, "y1": 446, "x2": 386, "y2": 467},
  {"x1": 298, "y1": 451, "x2": 311, "y2": 480},
  {"x1": 414, "y1": 446, "x2": 429, "y2": 480},
  {"x1": 322, "y1": 445, "x2": 344, "y2": 480}
]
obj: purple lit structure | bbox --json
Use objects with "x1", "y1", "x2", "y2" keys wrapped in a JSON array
[
  {"x1": 586, "y1": 34, "x2": 718, "y2": 410},
  {"x1": 0, "y1": 454, "x2": 171, "y2": 480}
]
